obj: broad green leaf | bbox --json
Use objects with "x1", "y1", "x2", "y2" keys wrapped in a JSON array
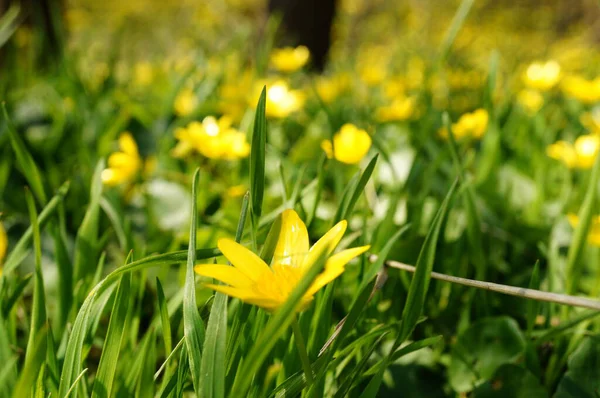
[
  {"x1": 449, "y1": 316, "x2": 526, "y2": 393},
  {"x1": 340, "y1": 154, "x2": 378, "y2": 222},
  {"x1": 184, "y1": 169, "x2": 205, "y2": 397},
  {"x1": 554, "y1": 335, "x2": 600, "y2": 398},
  {"x1": 472, "y1": 364, "x2": 547, "y2": 398}
]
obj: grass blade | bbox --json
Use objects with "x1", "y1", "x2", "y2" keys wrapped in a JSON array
[
  {"x1": 184, "y1": 169, "x2": 205, "y2": 396},
  {"x1": 250, "y1": 86, "x2": 267, "y2": 232},
  {"x1": 91, "y1": 272, "x2": 131, "y2": 398},
  {"x1": 2, "y1": 103, "x2": 47, "y2": 205}
]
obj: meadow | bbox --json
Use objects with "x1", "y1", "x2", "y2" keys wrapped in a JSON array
[{"x1": 1, "y1": 0, "x2": 600, "y2": 396}]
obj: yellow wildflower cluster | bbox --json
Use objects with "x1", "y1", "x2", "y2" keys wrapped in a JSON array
[
  {"x1": 102, "y1": 133, "x2": 142, "y2": 186},
  {"x1": 376, "y1": 96, "x2": 416, "y2": 122},
  {"x1": 561, "y1": 75, "x2": 600, "y2": 104},
  {"x1": 173, "y1": 88, "x2": 198, "y2": 117},
  {"x1": 321, "y1": 124, "x2": 372, "y2": 165},
  {"x1": 523, "y1": 61, "x2": 561, "y2": 91},
  {"x1": 173, "y1": 116, "x2": 250, "y2": 160},
  {"x1": 439, "y1": 109, "x2": 489, "y2": 140},
  {"x1": 270, "y1": 46, "x2": 310, "y2": 73},
  {"x1": 547, "y1": 134, "x2": 600, "y2": 169},
  {"x1": 517, "y1": 89, "x2": 544, "y2": 114},
  {"x1": 195, "y1": 209, "x2": 369, "y2": 311},
  {"x1": 261, "y1": 81, "x2": 304, "y2": 119}
]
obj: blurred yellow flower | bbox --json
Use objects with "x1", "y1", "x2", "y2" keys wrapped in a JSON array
[
  {"x1": 562, "y1": 75, "x2": 600, "y2": 104},
  {"x1": 219, "y1": 70, "x2": 254, "y2": 122},
  {"x1": 580, "y1": 110, "x2": 600, "y2": 134},
  {"x1": 270, "y1": 46, "x2": 310, "y2": 73},
  {"x1": 523, "y1": 61, "x2": 561, "y2": 91},
  {"x1": 261, "y1": 80, "x2": 304, "y2": 118},
  {"x1": 134, "y1": 62, "x2": 154, "y2": 86},
  {"x1": 359, "y1": 64, "x2": 387, "y2": 86},
  {"x1": 321, "y1": 124, "x2": 372, "y2": 164},
  {"x1": 173, "y1": 116, "x2": 250, "y2": 160},
  {"x1": 174, "y1": 88, "x2": 198, "y2": 117},
  {"x1": 439, "y1": 109, "x2": 489, "y2": 140},
  {"x1": 517, "y1": 89, "x2": 544, "y2": 114},
  {"x1": 376, "y1": 96, "x2": 416, "y2": 122},
  {"x1": 315, "y1": 74, "x2": 350, "y2": 103},
  {"x1": 226, "y1": 184, "x2": 247, "y2": 198},
  {"x1": 102, "y1": 133, "x2": 142, "y2": 186},
  {"x1": 567, "y1": 213, "x2": 600, "y2": 246},
  {"x1": 547, "y1": 134, "x2": 600, "y2": 169},
  {"x1": 0, "y1": 221, "x2": 6, "y2": 267},
  {"x1": 195, "y1": 209, "x2": 369, "y2": 311}
]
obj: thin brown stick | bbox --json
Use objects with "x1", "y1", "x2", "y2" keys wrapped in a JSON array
[{"x1": 373, "y1": 255, "x2": 600, "y2": 311}]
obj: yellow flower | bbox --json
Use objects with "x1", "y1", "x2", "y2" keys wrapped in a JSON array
[
  {"x1": 523, "y1": 61, "x2": 561, "y2": 91},
  {"x1": 580, "y1": 111, "x2": 600, "y2": 134},
  {"x1": 270, "y1": 46, "x2": 310, "y2": 73},
  {"x1": 174, "y1": 88, "x2": 197, "y2": 117},
  {"x1": 561, "y1": 75, "x2": 600, "y2": 104},
  {"x1": 315, "y1": 74, "x2": 350, "y2": 103},
  {"x1": 376, "y1": 96, "x2": 416, "y2": 122},
  {"x1": 547, "y1": 134, "x2": 600, "y2": 169},
  {"x1": 567, "y1": 213, "x2": 600, "y2": 246},
  {"x1": 517, "y1": 89, "x2": 544, "y2": 114},
  {"x1": 261, "y1": 81, "x2": 304, "y2": 118},
  {"x1": 359, "y1": 64, "x2": 387, "y2": 86},
  {"x1": 0, "y1": 222, "x2": 6, "y2": 267},
  {"x1": 195, "y1": 209, "x2": 370, "y2": 311},
  {"x1": 321, "y1": 124, "x2": 372, "y2": 164},
  {"x1": 172, "y1": 116, "x2": 250, "y2": 160},
  {"x1": 439, "y1": 109, "x2": 489, "y2": 140},
  {"x1": 102, "y1": 133, "x2": 142, "y2": 186},
  {"x1": 133, "y1": 62, "x2": 154, "y2": 87},
  {"x1": 226, "y1": 184, "x2": 247, "y2": 198}
]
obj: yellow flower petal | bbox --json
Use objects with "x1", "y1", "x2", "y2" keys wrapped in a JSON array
[
  {"x1": 217, "y1": 238, "x2": 271, "y2": 281},
  {"x1": 301, "y1": 220, "x2": 347, "y2": 271},
  {"x1": 307, "y1": 245, "x2": 370, "y2": 296},
  {"x1": 204, "y1": 283, "x2": 256, "y2": 301},
  {"x1": 194, "y1": 264, "x2": 254, "y2": 288},
  {"x1": 101, "y1": 169, "x2": 125, "y2": 186},
  {"x1": 119, "y1": 132, "x2": 139, "y2": 156},
  {"x1": 273, "y1": 209, "x2": 309, "y2": 266},
  {"x1": 108, "y1": 152, "x2": 135, "y2": 169}
]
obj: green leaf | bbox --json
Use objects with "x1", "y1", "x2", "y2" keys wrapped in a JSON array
[
  {"x1": 333, "y1": 333, "x2": 388, "y2": 398},
  {"x1": 554, "y1": 335, "x2": 600, "y2": 398},
  {"x1": 437, "y1": 0, "x2": 475, "y2": 63},
  {"x1": 399, "y1": 179, "x2": 458, "y2": 342},
  {"x1": 91, "y1": 272, "x2": 131, "y2": 398},
  {"x1": 362, "y1": 180, "x2": 458, "y2": 397},
  {"x1": 472, "y1": 364, "x2": 547, "y2": 398},
  {"x1": 2, "y1": 103, "x2": 47, "y2": 205},
  {"x1": 156, "y1": 278, "x2": 172, "y2": 356},
  {"x1": 14, "y1": 327, "x2": 48, "y2": 397},
  {"x1": 2, "y1": 181, "x2": 70, "y2": 275},
  {"x1": 339, "y1": 154, "x2": 378, "y2": 222},
  {"x1": 566, "y1": 149, "x2": 600, "y2": 295},
  {"x1": 51, "y1": 213, "x2": 73, "y2": 335},
  {"x1": 250, "y1": 86, "x2": 267, "y2": 227},
  {"x1": 73, "y1": 160, "x2": 104, "y2": 283},
  {"x1": 23, "y1": 189, "x2": 47, "y2": 373},
  {"x1": 449, "y1": 316, "x2": 526, "y2": 393},
  {"x1": 184, "y1": 169, "x2": 205, "y2": 397},
  {"x1": 201, "y1": 192, "x2": 248, "y2": 398},
  {"x1": 526, "y1": 261, "x2": 541, "y2": 337}
]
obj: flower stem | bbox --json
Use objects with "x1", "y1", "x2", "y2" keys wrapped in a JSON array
[{"x1": 291, "y1": 316, "x2": 314, "y2": 386}]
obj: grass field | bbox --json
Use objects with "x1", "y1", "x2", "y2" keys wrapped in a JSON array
[{"x1": 1, "y1": 0, "x2": 600, "y2": 396}]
